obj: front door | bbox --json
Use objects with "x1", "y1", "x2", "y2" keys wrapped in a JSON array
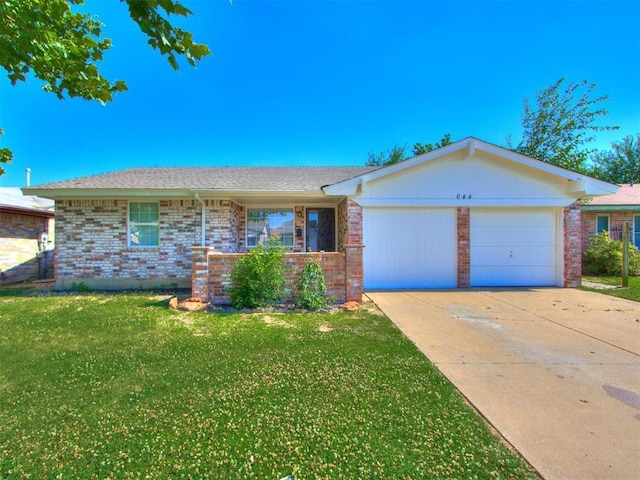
[{"x1": 306, "y1": 208, "x2": 335, "y2": 252}]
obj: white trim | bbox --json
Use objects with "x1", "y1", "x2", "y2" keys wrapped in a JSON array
[
  {"x1": 22, "y1": 188, "x2": 330, "y2": 200},
  {"x1": 194, "y1": 193, "x2": 206, "y2": 247},
  {"x1": 354, "y1": 197, "x2": 580, "y2": 208},
  {"x1": 128, "y1": 201, "x2": 160, "y2": 248},
  {"x1": 556, "y1": 208, "x2": 564, "y2": 287},
  {"x1": 323, "y1": 137, "x2": 619, "y2": 197}
]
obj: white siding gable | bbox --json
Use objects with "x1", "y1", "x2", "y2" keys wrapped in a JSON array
[
  {"x1": 323, "y1": 138, "x2": 618, "y2": 203},
  {"x1": 355, "y1": 150, "x2": 585, "y2": 208}
]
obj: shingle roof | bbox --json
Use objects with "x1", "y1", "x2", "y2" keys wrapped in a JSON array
[
  {"x1": 584, "y1": 184, "x2": 640, "y2": 206},
  {"x1": 28, "y1": 166, "x2": 378, "y2": 192}
]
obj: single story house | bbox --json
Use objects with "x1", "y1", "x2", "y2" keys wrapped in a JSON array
[
  {"x1": 0, "y1": 187, "x2": 55, "y2": 283},
  {"x1": 23, "y1": 137, "x2": 616, "y2": 303},
  {"x1": 581, "y1": 184, "x2": 640, "y2": 251}
]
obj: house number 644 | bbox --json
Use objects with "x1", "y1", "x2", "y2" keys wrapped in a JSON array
[{"x1": 456, "y1": 193, "x2": 472, "y2": 199}]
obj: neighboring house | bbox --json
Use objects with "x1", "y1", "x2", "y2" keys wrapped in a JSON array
[
  {"x1": 581, "y1": 184, "x2": 640, "y2": 251},
  {"x1": 0, "y1": 187, "x2": 55, "y2": 283},
  {"x1": 23, "y1": 138, "x2": 616, "y2": 302}
]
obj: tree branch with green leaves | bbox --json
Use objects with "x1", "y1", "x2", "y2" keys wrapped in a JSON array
[
  {"x1": 590, "y1": 134, "x2": 640, "y2": 184},
  {"x1": 509, "y1": 78, "x2": 618, "y2": 173},
  {"x1": 365, "y1": 133, "x2": 452, "y2": 167},
  {"x1": 0, "y1": 0, "x2": 211, "y2": 175}
]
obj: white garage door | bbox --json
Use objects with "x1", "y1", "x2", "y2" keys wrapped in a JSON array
[
  {"x1": 471, "y1": 208, "x2": 558, "y2": 287},
  {"x1": 363, "y1": 207, "x2": 457, "y2": 289}
]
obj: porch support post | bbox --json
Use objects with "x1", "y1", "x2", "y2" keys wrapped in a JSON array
[
  {"x1": 344, "y1": 199, "x2": 364, "y2": 302},
  {"x1": 563, "y1": 201, "x2": 582, "y2": 287},
  {"x1": 191, "y1": 246, "x2": 211, "y2": 301},
  {"x1": 457, "y1": 207, "x2": 470, "y2": 288},
  {"x1": 345, "y1": 245, "x2": 364, "y2": 302}
]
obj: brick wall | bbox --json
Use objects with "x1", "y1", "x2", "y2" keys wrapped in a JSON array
[
  {"x1": 581, "y1": 211, "x2": 637, "y2": 253},
  {"x1": 194, "y1": 199, "x2": 364, "y2": 304},
  {"x1": 457, "y1": 207, "x2": 470, "y2": 288},
  {"x1": 55, "y1": 197, "x2": 365, "y2": 297},
  {"x1": 0, "y1": 211, "x2": 54, "y2": 283},
  {"x1": 337, "y1": 200, "x2": 348, "y2": 253},
  {"x1": 55, "y1": 199, "x2": 196, "y2": 288},
  {"x1": 563, "y1": 202, "x2": 582, "y2": 287},
  {"x1": 203, "y1": 200, "x2": 246, "y2": 253},
  {"x1": 341, "y1": 199, "x2": 364, "y2": 302},
  {"x1": 201, "y1": 251, "x2": 347, "y2": 304}
]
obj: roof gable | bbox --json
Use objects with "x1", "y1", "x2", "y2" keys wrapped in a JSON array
[{"x1": 323, "y1": 137, "x2": 617, "y2": 200}]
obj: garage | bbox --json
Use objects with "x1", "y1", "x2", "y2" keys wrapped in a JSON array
[
  {"x1": 323, "y1": 137, "x2": 617, "y2": 291},
  {"x1": 363, "y1": 207, "x2": 456, "y2": 289},
  {"x1": 470, "y1": 208, "x2": 559, "y2": 287}
]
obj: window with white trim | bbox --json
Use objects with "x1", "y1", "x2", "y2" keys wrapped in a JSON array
[
  {"x1": 596, "y1": 215, "x2": 609, "y2": 234},
  {"x1": 634, "y1": 215, "x2": 640, "y2": 247},
  {"x1": 129, "y1": 202, "x2": 159, "y2": 247},
  {"x1": 247, "y1": 208, "x2": 294, "y2": 248}
]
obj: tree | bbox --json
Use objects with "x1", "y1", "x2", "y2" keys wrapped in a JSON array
[
  {"x1": 365, "y1": 133, "x2": 452, "y2": 167},
  {"x1": 590, "y1": 134, "x2": 640, "y2": 185},
  {"x1": 365, "y1": 144, "x2": 407, "y2": 167},
  {"x1": 510, "y1": 78, "x2": 618, "y2": 173},
  {"x1": 0, "y1": 0, "x2": 211, "y2": 174},
  {"x1": 412, "y1": 132, "x2": 452, "y2": 156},
  {"x1": 0, "y1": 129, "x2": 12, "y2": 176}
]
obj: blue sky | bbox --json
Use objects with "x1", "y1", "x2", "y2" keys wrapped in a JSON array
[{"x1": 1, "y1": 0, "x2": 639, "y2": 187}]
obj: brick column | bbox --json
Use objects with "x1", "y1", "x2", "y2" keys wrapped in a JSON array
[
  {"x1": 563, "y1": 202, "x2": 582, "y2": 287},
  {"x1": 345, "y1": 245, "x2": 364, "y2": 302},
  {"x1": 457, "y1": 207, "x2": 470, "y2": 288},
  {"x1": 345, "y1": 199, "x2": 364, "y2": 302},
  {"x1": 191, "y1": 246, "x2": 211, "y2": 301}
]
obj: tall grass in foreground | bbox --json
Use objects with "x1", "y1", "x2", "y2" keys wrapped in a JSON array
[{"x1": 0, "y1": 293, "x2": 537, "y2": 479}]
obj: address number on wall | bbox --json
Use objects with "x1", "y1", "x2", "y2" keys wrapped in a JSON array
[{"x1": 456, "y1": 194, "x2": 473, "y2": 199}]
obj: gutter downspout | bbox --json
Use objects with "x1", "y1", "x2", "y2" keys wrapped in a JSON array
[{"x1": 194, "y1": 193, "x2": 206, "y2": 247}]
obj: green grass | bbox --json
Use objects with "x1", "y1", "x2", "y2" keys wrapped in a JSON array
[
  {"x1": 581, "y1": 276, "x2": 640, "y2": 302},
  {"x1": 0, "y1": 292, "x2": 537, "y2": 479}
]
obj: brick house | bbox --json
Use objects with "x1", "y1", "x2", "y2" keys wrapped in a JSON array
[
  {"x1": 0, "y1": 187, "x2": 55, "y2": 283},
  {"x1": 24, "y1": 138, "x2": 616, "y2": 302},
  {"x1": 581, "y1": 184, "x2": 640, "y2": 251}
]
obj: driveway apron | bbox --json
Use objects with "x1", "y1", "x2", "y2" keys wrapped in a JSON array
[{"x1": 367, "y1": 289, "x2": 640, "y2": 480}]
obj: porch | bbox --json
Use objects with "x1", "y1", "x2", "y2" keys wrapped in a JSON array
[{"x1": 191, "y1": 249, "x2": 363, "y2": 305}]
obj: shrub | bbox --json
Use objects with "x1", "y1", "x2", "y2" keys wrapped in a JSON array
[
  {"x1": 70, "y1": 281, "x2": 91, "y2": 293},
  {"x1": 228, "y1": 241, "x2": 286, "y2": 309},
  {"x1": 583, "y1": 232, "x2": 640, "y2": 276},
  {"x1": 296, "y1": 259, "x2": 328, "y2": 311}
]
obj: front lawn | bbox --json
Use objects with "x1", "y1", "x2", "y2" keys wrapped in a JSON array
[
  {"x1": 581, "y1": 276, "x2": 640, "y2": 302},
  {"x1": 0, "y1": 291, "x2": 537, "y2": 479}
]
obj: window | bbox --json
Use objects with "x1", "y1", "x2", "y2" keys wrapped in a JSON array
[
  {"x1": 635, "y1": 216, "x2": 640, "y2": 247},
  {"x1": 596, "y1": 215, "x2": 609, "y2": 234},
  {"x1": 129, "y1": 202, "x2": 159, "y2": 247},
  {"x1": 247, "y1": 208, "x2": 294, "y2": 248}
]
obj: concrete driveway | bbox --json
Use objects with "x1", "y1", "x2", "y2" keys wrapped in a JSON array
[{"x1": 367, "y1": 289, "x2": 640, "y2": 480}]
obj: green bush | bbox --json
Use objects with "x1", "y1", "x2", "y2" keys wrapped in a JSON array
[
  {"x1": 229, "y1": 242, "x2": 286, "y2": 309},
  {"x1": 70, "y1": 281, "x2": 91, "y2": 293},
  {"x1": 296, "y1": 259, "x2": 328, "y2": 311},
  {"x1": 583, "y1": 232, "x2": 640, "y2": 276}
]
